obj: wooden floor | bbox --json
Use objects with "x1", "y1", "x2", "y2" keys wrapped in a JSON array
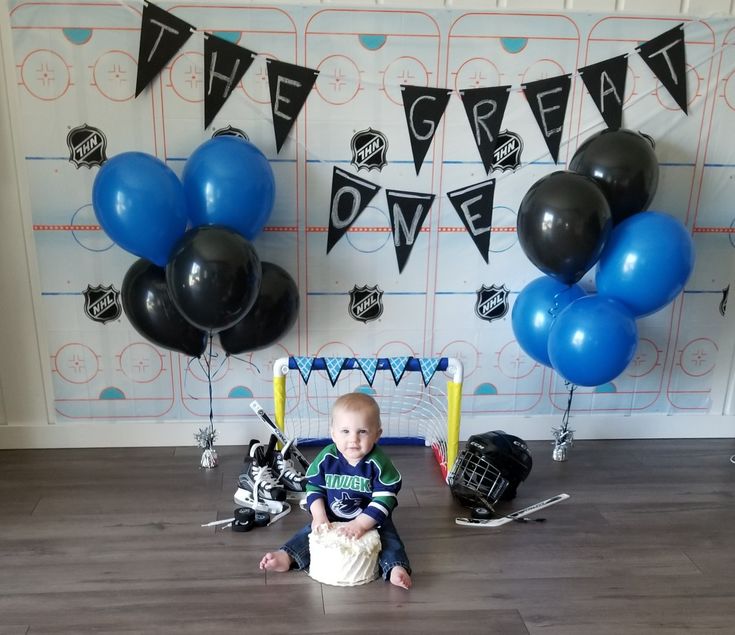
[{"x1": 2, "y1": 438, "x2": 735, "y2": 634}]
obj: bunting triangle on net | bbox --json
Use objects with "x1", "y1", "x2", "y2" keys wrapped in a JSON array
[
  {"x1": 388, "y1": 356, "x2": 411, "y2": 386},
  {"x1": 418, "y1": 358, "x2": 441, "y2": 387},
  {"x1": 324, "y1": 357, "x2": 347, "y2": 387},
  {"x1": 293, "y1": 356, "x2": 314, "y2": 385},
  {"x1": 356, "y1": 358, "x2": 379, "y2": 387}
]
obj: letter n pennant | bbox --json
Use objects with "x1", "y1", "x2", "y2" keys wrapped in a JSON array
[
  {"x1": 135, "y1": 2, "x2": 194, "y2": 97},
  {"x1": 385, "y1": 190, "x2": 435, "y2": 273}
]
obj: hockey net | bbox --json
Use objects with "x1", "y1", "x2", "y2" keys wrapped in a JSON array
[{"x1": 271, "y1": 356, "x2": 463, "y2": 481}]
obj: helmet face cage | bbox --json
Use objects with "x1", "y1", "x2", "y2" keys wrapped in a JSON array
[{"x1": 448, "y1": 449, "x2": 510, "y2": 509}]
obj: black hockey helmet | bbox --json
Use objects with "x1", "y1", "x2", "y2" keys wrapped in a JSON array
[{"x1": 448, "y1": 430, "x2": 533, "y2": 509}]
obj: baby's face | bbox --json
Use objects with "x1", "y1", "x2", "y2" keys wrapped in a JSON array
[{"x1": 331, "y1": 408, "x2": 381, "y2": 466}]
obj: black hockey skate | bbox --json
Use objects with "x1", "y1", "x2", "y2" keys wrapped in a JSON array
[
  {"x1": 271, "y1": 438, "x2": 307, "y2": 494},
  {"x1": 235, "y1": 442, "x2": 287, "y2": 514}
]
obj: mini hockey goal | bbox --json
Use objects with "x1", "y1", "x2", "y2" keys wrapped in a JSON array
[{"x1": 272, "y1": 356, "x2": 463, "y2": 481}]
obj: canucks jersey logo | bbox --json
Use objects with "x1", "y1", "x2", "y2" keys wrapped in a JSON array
[{"x1": 331, "y1": 492, "x2": 363, "y2": 519}]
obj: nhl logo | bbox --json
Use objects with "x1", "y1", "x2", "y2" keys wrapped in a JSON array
[
  {"x1": 83, "y1": 284, "x2": 121, "y2": 324},
  {"x1": 350, "y1": 128, "x2": 388, "y2": 172},
  {"x1": 67, "y1": 123, "x2": 107, "y2": 168},
  {"x1": 491, "y1": 130, "x2": 523, "y2": 173},
  {"x1": 212, "y1": 125, "x2": 249, "y2": 140},
  {"x1": 475, "y1": 284, "x2": 509, "y2": 323},
  {"x1": 348, "y1": 285, "x2": 384, "y2": 323}
]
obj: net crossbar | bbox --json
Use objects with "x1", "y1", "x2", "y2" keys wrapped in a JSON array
[{"x1": 272, "y1": 357, "x2": 463, "y2": 481}]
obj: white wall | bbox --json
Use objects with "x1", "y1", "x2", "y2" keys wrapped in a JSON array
[{"x1": 1, "y1": 0, "x2": 734, "y2": 448}]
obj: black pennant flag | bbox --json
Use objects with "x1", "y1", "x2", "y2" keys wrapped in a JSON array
[
  {"x1": 637, "y1": 24, "x2": 687, "y2": 115},
  {"x1": 327, "y1": 168, "x2": 381, "y2": 254},
  {"x1": 203, "y1": 34, "x2": 256, "y2": 128},
  {"x1": 579, "y1": 54, "x2": 628, "y2": 130},
  {"x1": 135, "y1": 2, "x2": 194, "y2": 97},
  {"x1": 447, "y1": 179, "x2": 496, "y2": 264},
  {"x1": 385, "y1": 189, "x2": 435, "y2": 273},
  {"x1": 400, "y1": 85, "x2": 453, "y2": 175},
  {"x1": 459, "y1": 86, "x2": 511, "y2": 175},
  {"x1": 266, "y1": 59, "x2": 319, "y2": 153},
  {"x1": 522, "y1": 74, "x2": 572, "y2": 164}
]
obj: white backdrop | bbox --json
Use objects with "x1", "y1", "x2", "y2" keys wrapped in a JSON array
[{"x1": 1, "y1": 0, "x2": 734, "y2": 447}]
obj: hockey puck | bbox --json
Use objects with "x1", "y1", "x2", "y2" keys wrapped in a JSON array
[
  {"x1": 471, "y1": 506, "x2": 493, "y2": 520},
  {"x1": 234, "y1": 507, "x2": 255, "y2": 523},
  {"x1": 254, "y1": 511, "x2": 271, "y2": 527},
  {"x1": 232, "y1": 518, "x2": 254, "y2": 532}
]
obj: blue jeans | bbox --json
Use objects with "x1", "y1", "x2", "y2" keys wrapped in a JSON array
[{"x1": 281, "y1": 516, "x2": 411, "y2": 581}]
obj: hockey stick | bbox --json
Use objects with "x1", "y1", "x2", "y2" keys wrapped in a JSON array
[
  {"x1": 455, "y1": 493, "x2": 570, "y2": 527},
  {"x1": 249, "y1": 400, "x2": 310, "y2": 471}
]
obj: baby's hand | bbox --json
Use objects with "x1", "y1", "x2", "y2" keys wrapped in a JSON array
[
  {"x1": 311, "y1": 520, "x2": 330, "y2": 534},
  {"x1": 336, "y1": 520, "x2": 367, "y2": 540}
]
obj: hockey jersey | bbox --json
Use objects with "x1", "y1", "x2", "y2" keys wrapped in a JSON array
[{"x1": 305, "y1": 443, "x2": 402, "y2": 525}]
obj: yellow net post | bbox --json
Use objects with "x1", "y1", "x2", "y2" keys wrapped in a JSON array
[
  {"x1": 446, "y1": 380, "x2": 462, "y2": 476},
  {"x1": 273, "y1": 374, "x2": 286, "y2": 433}
]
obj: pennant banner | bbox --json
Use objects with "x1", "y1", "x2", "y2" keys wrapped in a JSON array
[
  {"x1": 418, "y1": 358, "x2": 441, "y2": 387},
  {"x1": 579, "y1": 54, "x2": 628, "y2": 131},
  {"x1": 522, "y1": 74, "x2": 572, "y2": 164},
  {"x1": 636, "y1": 23, "x2": 688, "y2": 114},
  {"x1": 324, "y1": 357, "x2": 346, "y2": 387},
  {"x1": 459, "y1": 85, "x2": 511, "y2": 175},
  {"x1": 385, "y1": 190, "x2": 435, "y2": 273},
  {"x1": 203, "y1": 34, "x2": 256, "y2": 128},
  {"x1": 388, "y1": 356, "x2": 411, "y2": 386},
  {"x1": 401, "y1": 85, "x2": 453, "y2": 175},
  {"x1": 135, "y1": 2, "x2": 194, "y2": 97},
  {"x1": 294, "y1": 356, "x2": 314, "y2": 385},
  {"x1": 356, "y1": 358, "x2": 379, "y2": 387},
  {"x1": 447, "y1": 179, "x2": 496, "y2": 264},
  {"x1": 327, "y1": 168, "x2": 381, "y2": 253},
  {"x1": 267, "y1": 59, "x2": 319, "y2": 153}
]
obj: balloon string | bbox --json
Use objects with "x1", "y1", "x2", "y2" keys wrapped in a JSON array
[
  {"x1": 227, "y1": 354, "x2": 262, "y2": 375},
  {"x1": 560, "y1": 382, "x2": 576, "y2": 437},
  {"x1": 206, "y1": 332, "x2": 215, "y2": 448}
]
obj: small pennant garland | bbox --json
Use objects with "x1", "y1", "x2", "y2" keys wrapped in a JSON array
[
  {"x1": 356, "y1": 358, "x2": 379, "y2": 387},
  {"x1": 294, "y1": 356, "x2": 314, "y2": 385},
  {"x1": 388, "y1": 356, "x2": 411, "y2": 386},
  {"x1": 418, "y1": 358, "x2": 441, "y2": 387},
  {"x1": 324, "y1": 357, "x2": 347, "y2": 387}
]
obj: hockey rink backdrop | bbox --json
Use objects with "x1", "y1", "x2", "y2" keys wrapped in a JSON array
[{"x1": 6, "y1": 1, "x2": 735, "y2": 425}]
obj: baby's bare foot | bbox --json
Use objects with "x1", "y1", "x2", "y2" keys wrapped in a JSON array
[
  {"x1": 389, "y1": 566, "x2": 412, "y2": 589},
  {"x1": 259, "y1": 550, "x2": 292, "y2": 572}
]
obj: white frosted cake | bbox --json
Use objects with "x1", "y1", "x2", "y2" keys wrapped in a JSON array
[{"x1": 308, "y1": 524, "x2": 381, "y2": 587}]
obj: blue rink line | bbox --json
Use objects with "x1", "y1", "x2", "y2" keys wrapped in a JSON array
[{"x1": 308, "y1": 291, "x2": 426, "y2": 296}]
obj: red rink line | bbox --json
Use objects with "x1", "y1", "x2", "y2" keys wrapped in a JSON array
[{"x1": 33, "y1": 225, "x2": 298, "y2": 232}]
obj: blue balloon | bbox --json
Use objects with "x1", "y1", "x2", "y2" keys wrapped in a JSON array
[
  {"x1": 596, "y1": 211, "x2": 695, "y2": 317},
  {"x1": 182, "y1": 137, "x2": 275, "y2": 240},
  {"x1": 92, "y1": 152, "x2": 188, "y2": 267},
  {"x1": 511, "y1": 276, "x2": 586, "y2": 367},
  {"x1": 548, "y1": 295, "x2": 638, "y2": 387}
]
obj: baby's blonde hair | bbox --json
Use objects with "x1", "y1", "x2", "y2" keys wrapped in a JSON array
[{"x1": 331, "y1": 392, "x2": 382, "y2": 430}]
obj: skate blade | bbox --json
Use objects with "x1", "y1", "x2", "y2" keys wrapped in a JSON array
[{"x1": 233, "y1": 488, "x2": 288, "y2": 514}]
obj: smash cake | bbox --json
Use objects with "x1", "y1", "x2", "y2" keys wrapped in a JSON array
[{"x1": 308, "y1": 524, "x2": 381, "y2": 586}]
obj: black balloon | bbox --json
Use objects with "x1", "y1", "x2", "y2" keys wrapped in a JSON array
[
  {"x1": 219, "y1": 262, "x2": 300, "y2": 354},
  {"x1": 569, "y1": 128, "x2": 659, "y2": 225},
  {"x1": 166, "y1": 226, "x2": 262, "y2": 332},
  {"x1": 121, "y1": 258, "x2": 207, "y2": 357},
  {"x1": 517, "y1": 170, "x2": 612, "y2": 285}
]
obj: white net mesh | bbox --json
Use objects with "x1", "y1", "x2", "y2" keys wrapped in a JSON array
[{"x1": 274, "y1": 357, "x2": 460, "y2": 477}]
